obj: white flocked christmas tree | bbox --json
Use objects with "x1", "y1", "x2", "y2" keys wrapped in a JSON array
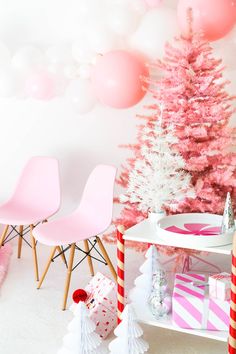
[
  {"x1": 109, "y1": 304, "x2": 149, "y2": 354},
  {"x1": 121, "y1": 107, "x2": 193, "y2": 213},
  {"x1": 129, "y1": 245, "x2": 161, "y2": 306},
  {"x1": 58, "y1": 302, "x2": 108, "y2": 354}
]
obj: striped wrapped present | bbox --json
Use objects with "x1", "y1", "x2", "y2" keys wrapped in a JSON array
[{"x1": 172, "y1": 273, "x2": 230, "y2": 331}]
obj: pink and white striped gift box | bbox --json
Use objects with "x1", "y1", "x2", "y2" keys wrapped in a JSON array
[{"x1": 172, "y1": 273, "x2": 230, "y2": 331}]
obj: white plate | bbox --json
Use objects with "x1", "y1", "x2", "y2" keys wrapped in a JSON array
[{"x1": 157, "y1": 213, "x2": 234, "y2": 248}]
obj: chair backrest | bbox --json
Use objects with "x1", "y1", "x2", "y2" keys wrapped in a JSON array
[
  {"x1": 76, "y1": 164, "x2": 117, "y2": 231},
  {"x1": 9, "y1": 156, "x2": 61, "y2": 215}
]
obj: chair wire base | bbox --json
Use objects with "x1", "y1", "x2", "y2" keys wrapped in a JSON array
[
  {"x1": 51, "y1": 237, "x2": 107, "y2": 271},
  {"x1": 2, "y1": 223, "x2": 40, "y2": 247}
]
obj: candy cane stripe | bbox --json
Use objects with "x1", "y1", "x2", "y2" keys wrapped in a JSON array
[
  {"x1": 229, "y1": 345, "x2": 236, "y2": 354},
  {"x1": 229, "y1": 232, "x2": 236, "y2": 354},
  {"x1": 232, "y1": 284, "x2": 236, "y2": 294},
  {"x1": 118, "y1": 278, "x2": 124, "y2": 287},
  {"x1": 117, "y1": 225, "x2": 125, "y2": 324},
  {"x1": 230, "y1": 317, "x2": 236, "y2": 329},
  {"x1": 117, "y1": 259, "x2": 124, "y2": 270},
  {"x1": 118, "y1": 293, "x2": 124, "y2": 303},
  {"x1": 231, "y1": 302, "x2": 236, "y2": 312},
  {"x1": 231, "y1": 308, "x2": 236, "y2": 323},
  {"x1": 229, "y1": 336, "x2": 236, "y2": 349}
]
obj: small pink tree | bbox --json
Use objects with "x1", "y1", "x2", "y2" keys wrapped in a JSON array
[{"x1": 105, "y1": 18, "x2": 236, "y2": 251}]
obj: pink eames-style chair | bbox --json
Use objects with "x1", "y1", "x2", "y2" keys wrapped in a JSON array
[
  {"x1": 0, "y1": 156, "x2": 61, "y2": 281},
  {"x1": 33, "y1": 164, "x2": 117, "y2": 310}
]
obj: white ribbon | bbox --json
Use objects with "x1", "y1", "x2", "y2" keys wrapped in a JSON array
[{"x1": 201, "y1": 298, "x2": 209, "y2": 329}]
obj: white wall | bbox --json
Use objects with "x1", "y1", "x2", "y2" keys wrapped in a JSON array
[{"x1": 0, "y1": 95, "x2": 142, "y2": 213}]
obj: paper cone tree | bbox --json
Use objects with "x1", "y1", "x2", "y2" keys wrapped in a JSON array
[
  {"x1": 109, "y1": 305, "x2": 149, "y2": 354},
  {"x1": 57, "y1": 302, "x2": 108, "y2": 354},
  {"x1": 221, "y1": 192, "x2": 235, "y2": 234},
  {"x1": 129, "y1": 245, "x2": 161, "y2": 305}
]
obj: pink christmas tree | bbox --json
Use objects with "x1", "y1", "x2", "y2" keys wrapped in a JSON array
[
  {"x1": 105, "y1": 21, "x2": 236, "y2": 251},
  {"x1": 148, "y1": 33, "x2": 236, "y2": 214}
]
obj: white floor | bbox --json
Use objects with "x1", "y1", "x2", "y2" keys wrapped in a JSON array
[{"x1": 0, "y1": 239, "x2": 230, "y2": 354}]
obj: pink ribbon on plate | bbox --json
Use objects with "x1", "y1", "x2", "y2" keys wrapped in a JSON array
[{"x1": 165, "y1": 223, "x2": 220, "y2": 236}]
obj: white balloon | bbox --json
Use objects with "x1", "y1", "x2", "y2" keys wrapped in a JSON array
[
  {"x1": 54, "y1": 74, "x2": 68, "y2": 96},
  {"x1": 12, "y1": 46, "x2": 45, "y2": 74},
  {"x1": 0, "y1": 42, "x2": 11, "y2": 67},
  {"x1": 129, "y1": 0, "x2": 147, "y2": 15},
  {"x1": 72, "y1": 41, "x2": 96, "y2": 64},
  {"x1": 43, "y1": 70, "x2": 68, "y2": 96},
  {"x1": 47, "y1": 62, "x2": 64, "y2": 75},
  {"x1": 46, "y1": 44, "x2": 73, "y2": 65},
  {"x1": 129, "y1": 8, "x2": 179, "y2": 59},
  {"x1": 78, "y1": 64, "x2": 92, "y2": 79},
  {"x1": 0, "y1": 67, "x2": 21, "y2": 97},
  {"x1": 66, "y1": 79, "x2": 97, "y2": 114},
  {"x1": 64, "y1": 63, "x2": 78, "y2": 79},
  {"x1": 90, "y1": 54, "x2": 102, "y2": 65},
  {"x1": 107, "y1": 4, "x2": 140, "y2": 36},
  {"x1": 87, "y1": 25, "x2": 118, "y2": 54},
  {"x1": 77, "y1": 0, "x2": 107, "y2": 19}
]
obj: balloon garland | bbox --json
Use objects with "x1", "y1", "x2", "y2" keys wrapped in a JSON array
[{"x1": 0, "y1": 0, "x2": 235, "y2": 114}]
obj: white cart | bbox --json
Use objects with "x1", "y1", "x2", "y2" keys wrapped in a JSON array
[{"x1": 120, "y1": 219, "x2": 233, "y2": 346}]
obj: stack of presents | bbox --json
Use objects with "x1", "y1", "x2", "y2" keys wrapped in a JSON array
[
  {"x1": 71, "y1": 270, "x2": 231, "y2": 339},
  {"x1": 172, "y1": 272, "x2": 230, "y2": 331}
]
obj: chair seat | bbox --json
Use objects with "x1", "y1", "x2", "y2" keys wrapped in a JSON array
[
  {"x1": 0, "y1": 201, "x2": 56, "y2": 225},
  {"x1": 33, "y1": 212, "x2": 108, "y2": 246}
]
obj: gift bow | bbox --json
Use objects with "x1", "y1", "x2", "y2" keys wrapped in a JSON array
[
  {"x1": 210, "y1": 273, "x2": 231, "y2": 301},
  {"x1": 166, "y1": 223, "x2": 220, "y2": 236},
  {"x1": 211, "y1": 274, "x2": 230, "y2": 281}
]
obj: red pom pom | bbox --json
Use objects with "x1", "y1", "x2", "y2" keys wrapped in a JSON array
[{"x1": 72, "y1": 289, "x2": 88, "y2": 304}]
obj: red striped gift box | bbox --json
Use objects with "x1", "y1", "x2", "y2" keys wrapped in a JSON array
[{"x1": 172, "y1": 273, "x2": 230, "y2": 331}]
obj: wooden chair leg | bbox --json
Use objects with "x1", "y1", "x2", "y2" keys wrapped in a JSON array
[
  {"x1": 37, "y1": 246, "x2": 57, "y2": 289},
  {"x1": 56, "y1": 246, "x2": 67, "y2": 264},
  {"x1": 96, "y1": 236, "x2": 117, "y2": 282},
  {"x1": 17, "y1": 225, "x2": 24, "y2": 259},
  {"x1": 0, "y1": 225, "x2": 9, "y2": 247},
  {"x1": 84, "y1": 240, "x2": 94, "y2": 276},
  {"x1": 30, "y1": 224, "x2": 39, "y2": 282},
  {"x1": 62, "y1": 243, "x2": 76, "y2": 311}
]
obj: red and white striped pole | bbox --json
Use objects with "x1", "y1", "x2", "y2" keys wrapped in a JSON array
[
  {"x1": 117, "y1": 225, "x2": 125, "y2": 324},
  {"x1": 229, "y1": 232, "x2": 236, "y2": 354}
]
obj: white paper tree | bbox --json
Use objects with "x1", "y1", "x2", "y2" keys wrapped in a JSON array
[
  {"x1": 129, "y1": 245, "x2": 161, "y2": 305},
  {"x1": 121, "y1": 113, "x2": 194, "y2": 213},
  {"x1": 57, "y1": 302, "x2": 108, "y2": 354},
  {"x1": 109, "y1": 304, "x2": 149, "y2": 354}
]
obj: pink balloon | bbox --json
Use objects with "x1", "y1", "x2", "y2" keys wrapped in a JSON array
[
  {"x1": 177, "y1": 0, "x2": 236, "y2": 41},
  {"x1": 25, "y1": 71, "x2": 56, "y2": 100},
  {"x1": 145, "y1": 0, "x2": 162, "y2": 8},
  {"x1": 91, "y1": 50, "x2": 148, "y2": 109}
]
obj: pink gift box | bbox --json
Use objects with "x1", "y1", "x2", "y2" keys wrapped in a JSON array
[
  {"x1": 85, "y1": 272, "x2": 116, "y2": 339},
  {"x1": 172, "y1": 273, "x2": 230, "y2": 331},
  {"x1": 209, "y1": 272, "x2": 231, "y2": 301}
]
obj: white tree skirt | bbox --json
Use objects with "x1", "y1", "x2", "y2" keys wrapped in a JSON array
[{"x1": 0, "y1": 241, "x2": 229, "y2": 354}]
